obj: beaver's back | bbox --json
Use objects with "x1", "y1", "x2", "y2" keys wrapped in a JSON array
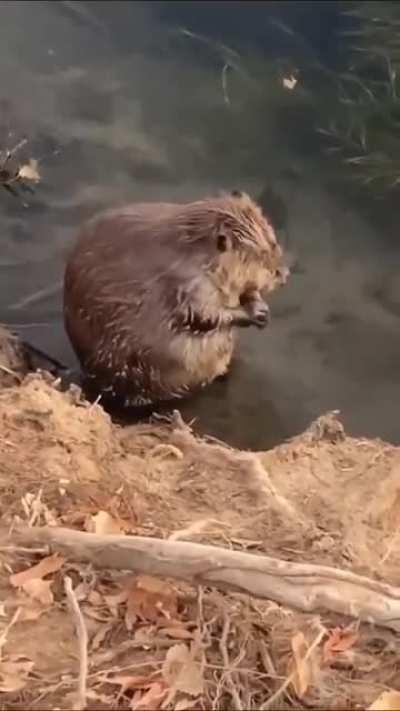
[
  {"x1": 63, "y1": 202, "x2": 233, "y2": 405},
  {"x1": 65, "y1": 205, "x2": 179, "y2": 365}
]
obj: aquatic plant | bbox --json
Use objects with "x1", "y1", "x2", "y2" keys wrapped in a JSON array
[
  {"x1": 179, "y1": 2, "x2": 400, "y2": 194},
  {"x1": 315, "y1": 1, "x2": 400, "y2": 190}
]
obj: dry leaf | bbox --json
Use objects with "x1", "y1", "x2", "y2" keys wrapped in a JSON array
[
  {"x1": 86, "y1": 689, "x2": 113, "y2": 705},
  {"x1": 71, "y1": 581, "x2": 89, "y2": 602},
  {"x1": 290, "y1": 632, "x2": 313, "y2": 699},
  {"x1": 9, "y1": 553, "x2": 64, "y2": 588},
  {"x1": 16, "y1": 600, "x2": 48, "y2": 622},
  {"x1": 368, "y1": 690, "x2": 400, "y2": 710},
  {"x1": 90, "y1": 623, "x2": 113, "y2": 651},
  {"x1": 137, "y1": 576, "x2": 172, "y2": 595},
  {"x1": 282, "y1": 75, "x2": 298, "y2": 90},
  {"x1": 91, "y1": 510, "x2": 124, "y2": 535},
  {"x1": 108, "y1": 674, "x2": 153, "y2": 694},
  {"x1": 162, "y1": 644, "x2": 203, "y2": 697},
  {"x1": 132, "y1": 681, "x2": 169, "y2": 710},
  {"x1": 323, "y1": 626, "x2": 359, "y2": 663},
  {"x1": 160, "y1": 624, "x2": 194, "y2": 641},
  {"x1": 169, "y1": 519, "x2": 212, "y2": 542},
  {"x1": 0, "y1": 608, "x2": 21, "y2": 652},
  {"x1": 126, "y1": 575, "x2": 178, "y2": 626},
  {"x1": 133, "y1": 626, "x2": 156, "y2": 648},
  {"x1": 83, "y1": 606, "x2": 112, "y2": 623},
  {"x1": 0, "y1": 656, "x2": 34, "y2": 693},
  {"x1": 22, "y1": 578, "x2": 53, "y2": 606},
  {"x1": 18, "y1": 159, "x2": 40, "y2": 183},
  {"x1": 88, "y1": 590, "x2": 104, "y2": 606},
  {"x1": 104, "y1": 589, "x2": 129, "y2": 617}
]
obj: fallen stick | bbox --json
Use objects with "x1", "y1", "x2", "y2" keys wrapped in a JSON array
[
  {"x1": 10, "y1": 526, "x2": 400, "y2": 632},
  {"x1": 64, "y1": 576, "x2": 88, "y2": 711}
]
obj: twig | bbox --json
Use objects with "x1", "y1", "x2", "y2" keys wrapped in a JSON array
[
  {"x1": 4, "y1": 321, "x2": 56, "y2": 328},
  {"x1": 0, "y1": 545, "x2": 49, "y2": 555},
  {"x1": 379, "y1": 523, "x2": 400, "y2": 565},
  {"x1": 0, "y1": 607, "x2": 21, "y2": 650},
  {"x1": 12, "y1": 525, "x2": 400, "y2": 633},
  {"x1": 1, "y1": 138, "x2": 28, "y2": 165},
  {"x1": 219, "y1": 612, "x2": 243, "y2": 710},
  {"x1": 0, "y1": 363, "x2": 22, "y2": 382},
  {"x1": 64, "y1": 576, "x2": 88, "y2": 711},
  {"x1": 9, "y1": 281, "x2": 62, "y2": 310},
  {"x1": 260, "y1": 627, "x2": 326, "y2": 710},
  {"x1": 222, "y1": 63, "x2": 231, "y2": 106}
]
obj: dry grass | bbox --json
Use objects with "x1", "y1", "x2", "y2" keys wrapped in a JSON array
[{"x1": 0, "y1": 346, "x2": 399, "y2": 708}]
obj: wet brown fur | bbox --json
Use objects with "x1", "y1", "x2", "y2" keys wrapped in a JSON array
[{"x1": 63, "y1": 191, "x2": 288, "y2": 406}]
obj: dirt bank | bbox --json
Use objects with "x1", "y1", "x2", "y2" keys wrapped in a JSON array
[{"x1": 0, "y1": 328, "x2": 399, "y2": 710}]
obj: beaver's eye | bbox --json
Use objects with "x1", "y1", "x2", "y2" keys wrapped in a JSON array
[{"x1": 217, "y1": 234, "x2": 227, "y2": 252}]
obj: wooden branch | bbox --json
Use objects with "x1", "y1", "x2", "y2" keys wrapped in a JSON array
[
  {"x1": 64, "y1": 576, "x2": 88, "y2": 711},
  {"x1": 10, "y1": 526, "x2": 400, "y2": 632}
]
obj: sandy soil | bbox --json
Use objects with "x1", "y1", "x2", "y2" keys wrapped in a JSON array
[{"x1": 1, "y1": 327, "x2": 400, "y2": 710}]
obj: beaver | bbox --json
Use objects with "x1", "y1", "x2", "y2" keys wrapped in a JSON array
[{"x1": 63, "y1": 190, "x2": 289, "y2": 407}]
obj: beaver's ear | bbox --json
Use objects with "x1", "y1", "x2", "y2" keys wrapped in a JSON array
[{"x1": 231, "y1": 189, "x2": 243, "y2": 199}]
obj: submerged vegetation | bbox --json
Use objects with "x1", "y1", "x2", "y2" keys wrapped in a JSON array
[
  {"x1": 181, "y1": 1, "x2": 400, "y2": 195},
  {"x1": 319, "y1": 1, "x2": 400, "y2": 190}
]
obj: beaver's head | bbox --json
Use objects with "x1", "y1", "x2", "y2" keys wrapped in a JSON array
[
  {"x1": 198, "y1": 190, "x2": 289, "y2": 307},
  {"x1": 176, "y1": 190, "x2": 289, "y2": 309}
]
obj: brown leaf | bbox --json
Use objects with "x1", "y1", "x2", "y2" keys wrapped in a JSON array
[
  {"x1": 132, "y1": 682, "x2": 169, "y2": 710},
  {"x1": 0, "y1": 656, "x2": 34, "y2": 693},
  {"x1": 160, "y1": 625, "x2": 194, "y2": 641},
  {"x1": 162, "y1": 643, "x2": 203, "y2": 697},
  {"x1": 83, "y1": 606, "x2": 112, "y2": 623},
  {"x1": 88, "y1": 590, "x2": 104, "y2": 607},
  {"x1": 22, "y1": 578, "x2": 54, "y2": 606},
  {"x1": 9, "y1": 554, "x2": 64, "y2": 588},
  {"x1": 133, "y1": 626, "x2": 156, "y2": 648},
  {"x1": 168, "y1": 519, "x2": 213, "y2": 542},
  {"x1": 290, "y1": 632, "x2": 313, "y2": 699},
  {"x1": 104, "y1": 589, "x2": 129, "y2": 618},
  {"x1": 16, "y1": 600, "x2": 47, "y2": 622},
  {"x1": 108, "y1": 674, "x2": 153, "y2": 694},
  {"x1": 90, "y1": 623, "x2": 113, "y2": 652},
  {"x1": 136, "y1": 576, "x2": 172, "y2": 595},
  {"x1": 323, "y1": 626, "x2": 359, "y2": 664},
  {"x1": 368, "y1": 690, "x2": 400, "y2": 710},
  {"x1": 125, "y1": 575, "x2": 178, "y2": 626},
  {"x1": 18, "y1": 159, "x2": 40, "y2": 183},
  {"x1": 91, "y1": 510, "x2": 124, "y2": 535},
  {"x1": 86, "y1": 689, "x2": 113, "y2": 705}
]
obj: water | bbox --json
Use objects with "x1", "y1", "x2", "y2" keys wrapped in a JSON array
[{"x1": 1, "y1": 0, "x2": 400, "y2": 450}]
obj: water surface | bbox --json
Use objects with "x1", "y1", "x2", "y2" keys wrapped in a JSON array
[{"x1": 1, "y1": 1, "x2": 400, "y2": 449}]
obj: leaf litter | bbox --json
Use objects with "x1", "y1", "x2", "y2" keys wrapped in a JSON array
[{"x1": 0, "y1": 369, "x2": 400, "y2": 708}]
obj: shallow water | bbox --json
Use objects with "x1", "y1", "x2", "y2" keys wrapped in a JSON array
[{"x1": 1, "y1": 0, "x2": 400, "y2": 449}]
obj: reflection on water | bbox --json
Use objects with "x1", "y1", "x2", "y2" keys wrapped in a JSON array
[{"x1": 1, "y1": 0, "x2": 400, "y2": 449}]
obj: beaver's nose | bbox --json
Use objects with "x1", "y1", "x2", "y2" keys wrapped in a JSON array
[
  {"x1": 254, "y1": 302, "x2": 270, "y2": 328},
  {"x1": 275, "y1": 266, "x2": 290, "y2": 284}
]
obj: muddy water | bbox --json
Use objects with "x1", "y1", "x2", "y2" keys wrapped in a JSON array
[{"x1": 1, "y1": 0, "x2": 400, "y2": 449}]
